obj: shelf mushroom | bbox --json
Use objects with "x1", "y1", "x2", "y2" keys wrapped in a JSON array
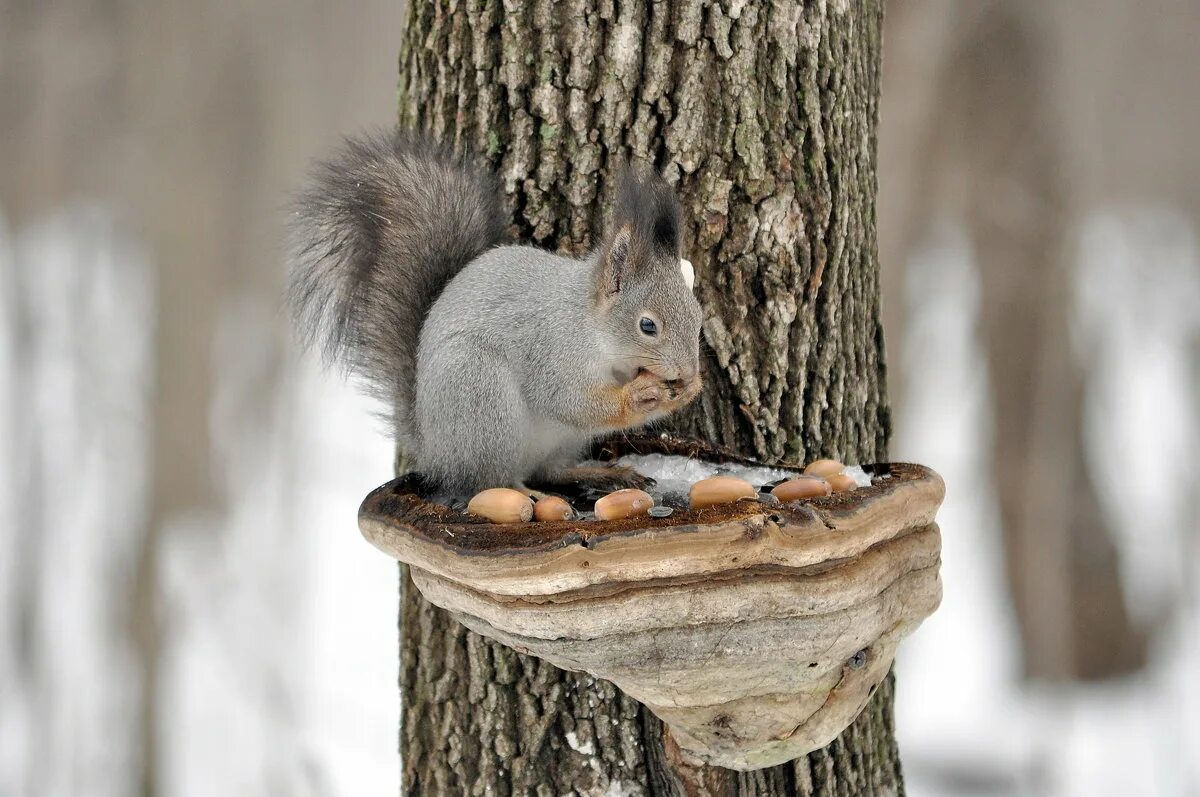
[{"x1": 358, "y1": 436, "x2": 945, "y2": 771}]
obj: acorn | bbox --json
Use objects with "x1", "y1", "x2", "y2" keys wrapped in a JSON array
[
  {"x1": 827, "y1": 473, "x2": 857, "y2": 493},
  {"x1": 803, "y1": 459, "x2": 845, "y2": 478},
  {"x1": 771, "y1": 475, "x2": 833, "y2": 502},
  {"x1": 595, "y1": 489, "x2": 655, "y2": 521},
  {"x1": 689, "y1": 476, "x2": 758, "y2": 509},
  {"x1": 533, "y1": 495, "x2": 574, "y2": 521},
  {"x1": 467, "y1": 488, "x2": 534, "y2": 523}
]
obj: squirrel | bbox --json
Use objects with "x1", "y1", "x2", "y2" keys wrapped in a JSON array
[{"x1": 288, "y1": 130, "x2": 703, "y2": 496}]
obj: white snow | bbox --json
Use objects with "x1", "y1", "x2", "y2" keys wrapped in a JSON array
[
  {"x1": 0, "y1": 207, "x2": 399, "y2": 797},
  {"x1": 615, "y1": 453, "x2": 723, "y2": 484},
  {"x1": 843, "y1": 464, "x2": 874, "y2": 487},
  {"x1": 894, "y1": 212, "x2": 1200, "y2": 797},
  {"x1": 615, "y1": 453, "x2": 797, "y2": 487}
]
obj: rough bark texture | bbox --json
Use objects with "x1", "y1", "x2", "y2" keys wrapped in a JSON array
[{"x1": 397, "y1": 1, "x2": 898, "y2": 794}]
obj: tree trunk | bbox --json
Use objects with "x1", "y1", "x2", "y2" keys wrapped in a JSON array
[{"x1": 397, "y1": 1, "x2": 898, "y2": 794}]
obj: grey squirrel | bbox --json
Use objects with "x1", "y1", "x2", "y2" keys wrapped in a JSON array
[{"x1": 289, "y1": 130, "x2": 703, "y2": 495}]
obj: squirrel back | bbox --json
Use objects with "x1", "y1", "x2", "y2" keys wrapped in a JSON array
[
  {"x1": 290, "y1": 130, "x2": 703, "y2": 493},
  {"x1": 288, "y1": 131, "x2": 506, "y2": 448}
]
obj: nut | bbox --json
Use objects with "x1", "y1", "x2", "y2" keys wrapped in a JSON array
[
  {"x1": 533, "y1": 496, "x2": 574, "y2": 521},
  {"x1": 827, "y1": 473, "x2": 857, "y2": 493},
  {"x1": 595, "y1": 488, "x2": 655, "y2": 521},
  {"x1": 803, "y1": 459, "x2": 845, "y2": 478},
  {"x1": 467, "y1": 488, "x2": 534, "y2": 523},
  {"x1": 771, "y1": 476, "x2": 832, "y2": 502},
  {"x1": 689, "y1": 476, "x2": 758, "y2": 509}
]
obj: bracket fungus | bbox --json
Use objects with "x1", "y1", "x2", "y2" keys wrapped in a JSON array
[{"x1": 359, "y1": 436, "x2": 944, "y2": 771}]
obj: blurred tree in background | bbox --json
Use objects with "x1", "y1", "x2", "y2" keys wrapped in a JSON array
[
  {"x1": 0, "y1": 1, "x2": 399, "y2": 794},
  {"x1": 878, "y1": 0, "x2": 1200, "y2": 681}
]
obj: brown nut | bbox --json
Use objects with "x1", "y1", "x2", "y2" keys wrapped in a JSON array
[
  {"x1": 595, "y1": 488, "x2": 654, "y2": 521},
  {"x1": 803, "y1": 458, "x2": 845, "y2": 478},
  {"x1": 533, "y1": 496, "x2": 574, "y2": 521},
  {"x1": 689, "y1": 476, "x2": 758, "y2": 509},
  {"x1": 467, "y1": 488, "x2": 534, "y2": 523},
  {"x1": 771, "y1": 475, "x2": 833, "y2": 502},
  {"x1": 826, "y1": 473, "x2": 857, "y2": 493}
]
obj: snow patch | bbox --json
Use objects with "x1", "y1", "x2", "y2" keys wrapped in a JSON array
[
  {"x1": 615, "y1": 453, "x2": 798, "y2": 488},
  {"x1": 843, "y1": 464, "x2": 873, "y2": 487}
]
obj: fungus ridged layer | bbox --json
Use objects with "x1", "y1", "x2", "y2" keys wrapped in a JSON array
[{"x1": 359, "y1": 437, "x2": 944, "y2": 770}]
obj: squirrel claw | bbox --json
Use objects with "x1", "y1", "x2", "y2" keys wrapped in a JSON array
[{"x1": 516, "y1": 485, "x2": 550, "y2": 501}]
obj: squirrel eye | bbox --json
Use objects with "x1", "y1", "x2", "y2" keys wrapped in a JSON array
[{"x1": 639, "y1": 317, "x2": 659, "y2": 336}]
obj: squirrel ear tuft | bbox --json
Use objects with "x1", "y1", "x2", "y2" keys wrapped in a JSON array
[
  {"x1": 613, "y1": 167, "x2": 681, "y2": 256},
  {"x1": 598, "y1": 224, "x2": 633, "y2": 298}
]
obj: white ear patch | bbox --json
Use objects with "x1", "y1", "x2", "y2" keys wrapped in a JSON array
[{"x1": 680, "y1": 258, "x2": 695, "y2": 290}]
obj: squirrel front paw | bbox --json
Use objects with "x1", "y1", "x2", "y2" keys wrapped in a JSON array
[
  {"x1": 663, "y1": 374, "x2": 703, "y2": 407},
  {"x1": 627, "y1": 371, "x2": 666, "y2": 415},
  {"x1": 599, "y1": 370, "x2": 701, "y2": 429}
]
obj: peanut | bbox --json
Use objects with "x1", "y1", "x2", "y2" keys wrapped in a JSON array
[
  {"x1": 467, "y1": 488, "x2": 534, "y2": 523},
  {"x1": 533, "y1": 495, "x2": 574, "y2": 521},
  {"x1": 689, "y1": 476, "x2": 758, "y2": 509},
  {"x1": 803, "y1": 459, "x2": 845, "y2": 478},
  {"x1": 771, "y1": 476, "x2": 833, "y2": 502},
  {"x1": 595, "y1": 488, "x2": 655, "y2": 521},
  {"x1": 827, "y1": 473, "x2": 857, "y2": 493}
]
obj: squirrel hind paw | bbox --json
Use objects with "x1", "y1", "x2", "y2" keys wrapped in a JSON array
[
  {"x1": 535, "y1": 465, "x2": 655, "y2": 494},
  {"x1": 514, "y1": 485, "x2": 551, "y2": 502}
]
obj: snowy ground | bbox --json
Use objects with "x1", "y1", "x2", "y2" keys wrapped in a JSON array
[
  {"x1": 0, "y1": 208, "x2": 398, "y2": 797},
  {"x1": 893, "y1": 212, "x2": 1200, "y2": 797}
]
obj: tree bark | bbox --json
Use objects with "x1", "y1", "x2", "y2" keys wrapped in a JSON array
[{"x1": 397, "y1": 1, "x2": 898, "y2": 794}]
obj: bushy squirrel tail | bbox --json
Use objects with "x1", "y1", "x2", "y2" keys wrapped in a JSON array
[{"x1": 288, "y1": 130, "x2": 506, "y2": 445}]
